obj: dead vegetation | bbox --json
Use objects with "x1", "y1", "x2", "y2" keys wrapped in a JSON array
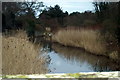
[
  {"x1": 53, "y1": 29, "x2": 107, "y2": 55},
  {"x1": 2, "y1": 30, "x2": 47, "y2": 75},
  {"x1": 53, "y1": 28, "x2": 119, "y2": 60}
]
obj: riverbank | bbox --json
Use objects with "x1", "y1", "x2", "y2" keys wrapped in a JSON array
[{"x1": 52, "y1": 28, "x2": 119, "y2": 61}]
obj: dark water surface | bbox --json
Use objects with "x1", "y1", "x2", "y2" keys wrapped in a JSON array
[{"x1": 40, "y1": 41, "x2": 120, "y2": 73}]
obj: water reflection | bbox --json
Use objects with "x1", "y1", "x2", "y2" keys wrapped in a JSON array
[
  {"x1": 51, "y1": 43, "x2": 120, "y2": 72},
  {"x1": 39, "y1": 41, "x2": 52, "y2": 73},
  {"x1": 39, "y1": 40, "x2": 120, "y2": 73}
]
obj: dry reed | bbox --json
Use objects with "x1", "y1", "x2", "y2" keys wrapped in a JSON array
[
  {"x1": 53, "y1": 29, "x2": 107, "y2": 55},
  {"x1": 2, "y1": 30, "x2": 47, "y2": 75}
]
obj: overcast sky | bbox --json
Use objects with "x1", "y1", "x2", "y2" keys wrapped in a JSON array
[{"x1": 39, "y1": 0, "x2": 94, "y2": 13}]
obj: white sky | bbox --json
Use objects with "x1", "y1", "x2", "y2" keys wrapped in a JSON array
[{"x1": 38, "y1": 0, "x2": 94, "y2": 13}]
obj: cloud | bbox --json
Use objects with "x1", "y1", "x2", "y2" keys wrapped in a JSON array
[{"x1": 38, "y1": 0, "x2": 94, "y2": 13}]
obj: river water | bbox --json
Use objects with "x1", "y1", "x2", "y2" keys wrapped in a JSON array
[{"x1": 39, "y1": 41, "x2": 120, "y2": 73}]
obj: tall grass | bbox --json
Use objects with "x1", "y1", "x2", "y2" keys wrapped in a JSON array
[
  {"x1": 2, "y1": 30, "x2": 47, "y2": 75},
  {"x1": 53, "y1": 29, "x2": 107, "y2": 55}
]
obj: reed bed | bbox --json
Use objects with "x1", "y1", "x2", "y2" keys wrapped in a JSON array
[
  {"x1": 53, "y1": 29, "x2": 107, "y2": 55},
  {"x1": 2, "y1": 30, "x2": 47, "y2": 75}
]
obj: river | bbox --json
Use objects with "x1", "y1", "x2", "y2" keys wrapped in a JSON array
[{"x1": 39, "y1": 41, "x2": 120, "y2": 73}]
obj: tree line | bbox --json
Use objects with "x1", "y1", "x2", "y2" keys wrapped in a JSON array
[
  {"x1": 93, "y1": 2, "x2": 120, "y2": 43},
  {"x1": 2, "y1": 2, "x2": 120, "y2": 43}
]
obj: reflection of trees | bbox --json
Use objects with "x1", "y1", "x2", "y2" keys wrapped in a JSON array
[
  {"x1": 40, "y1": 41, "x2": 53, "y2": 72},
  {"x1": 52, "y1": 43, "x2": 120, "y2": 72},
  {"x1": 41, "y1": 41, "x2": 52, "y2": 52}
]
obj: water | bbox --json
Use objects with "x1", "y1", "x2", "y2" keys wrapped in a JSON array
[
  {"x1": 48, "y1": 51, "x2": 94, "y2": 73},
  {"x1": 40, "y1": 41, "x2": 120, "y2": 73}
]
